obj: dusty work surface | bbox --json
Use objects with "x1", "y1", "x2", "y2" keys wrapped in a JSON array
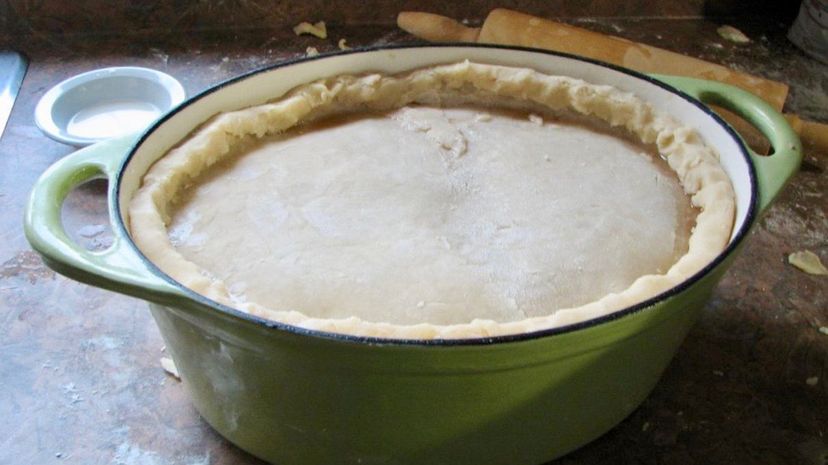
[{"x1": 0, "y1": 14, "x2": 826, "y2": 465}]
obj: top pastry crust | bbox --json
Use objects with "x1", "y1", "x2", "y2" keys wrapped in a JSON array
[{"x1": 128, "y1": 61, "x2": 735, "y2": 339}]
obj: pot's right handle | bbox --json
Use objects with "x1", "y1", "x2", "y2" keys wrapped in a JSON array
[
  {"x1": 651, "y1": 75, "x2": 802, "y2": 213},
  {"x1": 24, "y1": 135, "x2": 188, "y2": 305}
]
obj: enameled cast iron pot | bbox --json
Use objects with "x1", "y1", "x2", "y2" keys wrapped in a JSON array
[{"x1": 25, "y1": 45, "x2": 801, "y2": 465}]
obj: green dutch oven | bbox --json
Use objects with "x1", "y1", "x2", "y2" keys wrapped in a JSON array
[{"x1": 24, "y1": 45, "x2": 801, "y2": 465}]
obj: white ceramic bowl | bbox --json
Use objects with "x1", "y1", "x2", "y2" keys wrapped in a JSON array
[{"x1": 35, "y1": 66, "x2": 186, "y2": 146}]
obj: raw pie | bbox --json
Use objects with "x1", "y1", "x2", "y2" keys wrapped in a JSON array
[{"x1": 129, "y1": 62, "x2": 735, "y2": 339}]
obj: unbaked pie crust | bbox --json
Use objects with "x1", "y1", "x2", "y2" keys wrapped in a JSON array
[{"x1": 129, "y1": 61, "x2": 735, "y2": 339}]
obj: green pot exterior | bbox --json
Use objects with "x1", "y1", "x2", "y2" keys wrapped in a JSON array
[
  {"x1": 24, "y1": 48, "x2": 802, "y2": 465},
  {"x1": 148, "y1": 264, "x2": 725, "y2": 465}
]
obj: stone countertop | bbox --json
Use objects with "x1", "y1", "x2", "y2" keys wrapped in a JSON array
[{"x1": 0, "y1": 17, "x2": 826, "y2": 465}]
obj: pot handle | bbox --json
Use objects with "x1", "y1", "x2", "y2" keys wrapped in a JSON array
[
  {"x1": 24, "y1": 135, "x2": 187, "y2": 304},
  {"x1": 650, "y1": 75, "x2": 802, "y2": 213}
]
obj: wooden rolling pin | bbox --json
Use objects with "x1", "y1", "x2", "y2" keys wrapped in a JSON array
[{"x1": 398, "y1": 9, "x2": 828, "y2": 154}]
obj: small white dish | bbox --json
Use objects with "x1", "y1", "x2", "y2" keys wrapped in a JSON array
[{"x1": 35, "y1": 66, "x2": 186, "y2": 146}]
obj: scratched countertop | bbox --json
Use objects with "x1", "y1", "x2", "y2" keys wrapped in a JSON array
[{"x1": 0, "y1": 13, "x2": 826, "y2": 465}]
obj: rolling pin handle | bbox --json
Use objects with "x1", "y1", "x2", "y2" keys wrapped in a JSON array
[{"x1": 397, "y1": 12, "x2": 481, "y2": 42}]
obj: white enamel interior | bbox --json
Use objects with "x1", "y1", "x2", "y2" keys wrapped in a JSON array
[{"x1": 118, "y1": 46, "x2": 753, "y2": 253}]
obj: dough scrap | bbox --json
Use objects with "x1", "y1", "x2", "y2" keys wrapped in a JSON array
[{"x1": 293, "y1": 21, "x2": 327, "y2": 39}]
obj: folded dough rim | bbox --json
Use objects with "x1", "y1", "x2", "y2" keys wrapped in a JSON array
[{"x1": 128, "y1": 61, "x2": 735, "y2": 339}]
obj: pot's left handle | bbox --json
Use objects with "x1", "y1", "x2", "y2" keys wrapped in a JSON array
[{"x1": 25, "y1": 135, "x2": 187, "y2": 304}]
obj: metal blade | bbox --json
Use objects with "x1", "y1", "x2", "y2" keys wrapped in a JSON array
[{"x1": 0, "y1": 51, "x2": 28, "y2": 141}]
